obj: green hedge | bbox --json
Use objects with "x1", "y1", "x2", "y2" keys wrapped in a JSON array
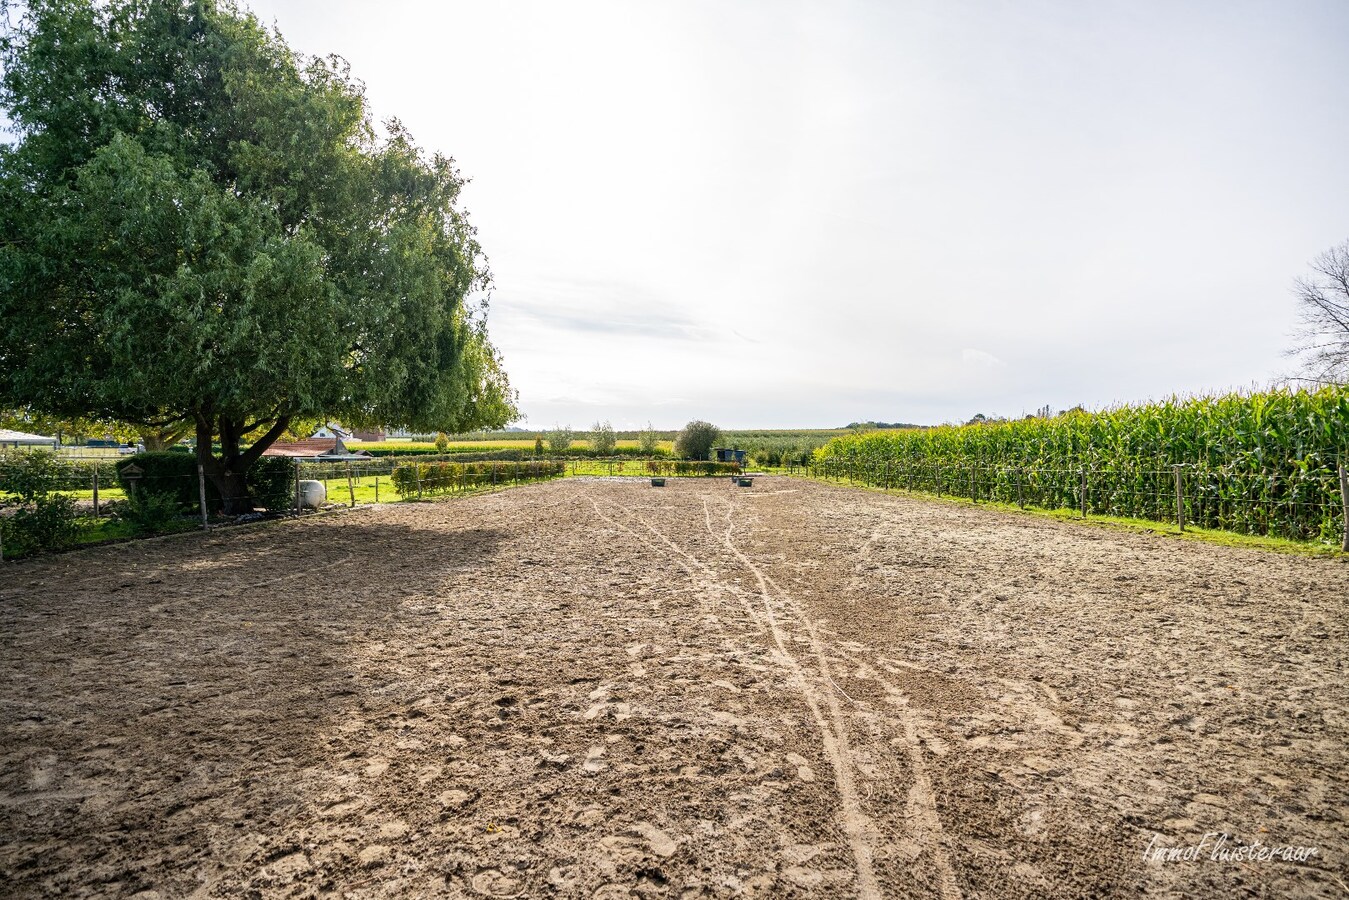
[
  {"x1": 115, "y1": 452, "x2": 294, "y2": 513},
  {"x1": 368, "y1": 445, "x2": 668, "y2": 460},
  {"x1": 644, "y1": 460, "x2": 742, "y2": 476},
  {"x1": 391, "y1": 460, "x2": 565, "y2": 497}
]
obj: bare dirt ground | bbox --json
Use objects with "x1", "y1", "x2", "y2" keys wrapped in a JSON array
[{"x1": 1, "y1": 477, "x2": 1346, "y2": 899}]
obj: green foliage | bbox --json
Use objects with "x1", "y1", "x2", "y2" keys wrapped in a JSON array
[
  {"x1": 115, "y1": 452, "x2": 293, "y2": 514},
  {"x1": 113, "y1": 488, "x2": 185, "y2": 535},
  {"x1": 816, "y1": 388, "x2": 1349, "y2": 542},
  {"x1": 638, "y1": 422, "x2": 660, "y2": 455},
  {"x1": 590, "y1": 421, "x2": 617, "y2": 456},
  {"x1": 391, "y1": 460, "x2": 565, "y2": 498},
  {"x1": 534, "y1": 436, "x2": 544, "y2": 456},
  {"x1": 0, "y1": 0, "x2": 516, "y2": 510},
  {"x1": 435, "y1": 432, "x2": 450, "y2": 452},
  {"x1": 645, "y1": 460, "x2": 741, "y2": 476},
  {"x1": 248, "y1": 457, "x2": 296, "y2": 513},
  {"x1": 0, "y1": 448, "x2": 66, "y2": 502},
  {"x1": 675, "y1": 420, "x2": 721, "y2": 461},
  {"x1": 0, "y1": 450, "x2": 79, "y2": 556},
  {"x1": 547, "y1": 426, "x2": 574, "y2": 454},
  {"x1": 2, "y1": 493, "x2": 78, "y2": 557}
]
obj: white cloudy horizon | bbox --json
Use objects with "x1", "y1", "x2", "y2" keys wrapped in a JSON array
[{"x1": 25, "y1": 0, "x2": 1349, "y2": 430}]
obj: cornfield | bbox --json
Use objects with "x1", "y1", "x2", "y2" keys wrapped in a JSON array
[{"x1": 814, "y1": 388, "x2": 1349, "y2": 543}]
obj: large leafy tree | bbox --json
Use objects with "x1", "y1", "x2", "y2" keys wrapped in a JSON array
[{"x1": 0, "y1": 0, "x2": 516, "y2": 510}]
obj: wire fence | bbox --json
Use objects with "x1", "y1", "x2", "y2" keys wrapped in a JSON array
[
  {"x1": 792, "y1": 458, "x2": 1349, "y2": 548},
  {"x1": 7, "y1": 451, "x2": 1346, "y2": 556}
]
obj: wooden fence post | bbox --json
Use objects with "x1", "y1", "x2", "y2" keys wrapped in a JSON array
[
  {"x1": 935, "y1": 463, "x2": 942, "y2": 497},
  {"x1": 1339, "y1": 463, "x2": 1348, "y2": 552},
  {"x1": 1079, "y1": 468, "x2": 1087, "y2": 518},
  {"x1": 1174, "y1": 464, "x2": 1185, "y2": 532},
  {"x1": 375, "y1": 476, "x2": 380, "y2": 504},
  {"x1": 197, "y1": 464, "x2": 209, "y2": 529},
  {"x1": 295, "y1": 460, "x2": 302, "y2": 514},
  {"x1": 92, "y1": 465, "x2": 100, "y2": 519},
  {"x1": 346, "y1": 462, "x2": 356, "y2": 507},
  {"x1": 1017, "y1": 468, "x2": 1024, "y2": 509}
]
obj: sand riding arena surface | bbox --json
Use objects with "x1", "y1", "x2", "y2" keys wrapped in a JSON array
[{"x1": 1, "y1": 477, "x2": 1346, "y2": 898}]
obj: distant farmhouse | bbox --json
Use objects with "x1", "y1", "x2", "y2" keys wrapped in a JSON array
[
  {"x1": 310, "y1": 423, "x2": 387, "y2": 443},
  {"x1": 0, "y1": 429, "x2": 59, "y2": 449},
  {"x1": 262, "y1": 436, "x2": 374, "y2": 461}
]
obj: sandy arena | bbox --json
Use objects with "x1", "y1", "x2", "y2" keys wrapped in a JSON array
[{"x1": 1, "y1": 477, "x2": 1345, "y2": 898}]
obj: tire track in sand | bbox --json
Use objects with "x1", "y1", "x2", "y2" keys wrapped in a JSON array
[
  {"x1": 583, "y1": 490, "x2": 882, "y2": 898},
  {"x1": 709, "y1": 493, "x2": 962, "y2": 900}
]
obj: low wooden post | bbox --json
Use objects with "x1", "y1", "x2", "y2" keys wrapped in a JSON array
[
  {"x1": 197, "y1": 464, "x2": 209, "y2": 529},
  {"x1": 1079, "y1": 468, "x2": 1087, "y2": 518},
  {"x1": 375, "y1": 476, "x2": 380, "y2": 504},
  {"x1": 346, "y1": 462, "x2": 356, "y2": 507},
  {"x1": 1338, "y1": 464, "x2": 1348, "y2": 552},
  {"x1": 294, "y1": 460, "x2": 302, "y2": 514},
  {"x1": 1174, "y1": 464, "x2": 1185, "y2": 532},
  {"x1": 92, "y1": 465, "x2": 100, "y2": 519}
]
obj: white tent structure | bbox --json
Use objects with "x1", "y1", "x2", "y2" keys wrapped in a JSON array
[{"x1": 0, "y1": 429, "x2": 59, "y2": 449}]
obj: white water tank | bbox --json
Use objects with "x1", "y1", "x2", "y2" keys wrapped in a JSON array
[{"x1": 298, "y1": 479, "x2": 326, "y2": 510}]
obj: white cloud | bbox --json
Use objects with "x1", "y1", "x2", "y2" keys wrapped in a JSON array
[
  {"x1": 961, "y1": 349, "x2": 1005, "y2": 369},
  {"x1": 245, "y1": 0, "x2": 1349, "y2": 427}
]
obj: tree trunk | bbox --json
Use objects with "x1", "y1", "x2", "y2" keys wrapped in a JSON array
[{"x1": 194, "y1": 409, "x2": 292, "y2": 516}]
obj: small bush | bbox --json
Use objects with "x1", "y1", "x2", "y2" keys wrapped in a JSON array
[
  {"x1": 390, "y1": 460, "x2": 565, "y2": 498},
  {"x1": 1, "y1": 493, "x2": 79, "y2": 557},
  {"x1": 675, "y1": 420, "x2": 721, "y2": 461},
  {"x1": 591, "y1": 421, "x2": 617, "y2": 456},
  {"x1": 547, "y1": 426, "x2": 574, "y2": 453},
  {"x1": 114, "y1": 488, "x2": 185, "y2": 535},
  {"x1": 638, "y1": 422, "x2": 660, "y2": 455},
  {"x1": 645, "y1": 460, "x2": 740, "y2": 476},
  {"x1": 0, "y1": 450, "x2": 81, "y2": 557}
]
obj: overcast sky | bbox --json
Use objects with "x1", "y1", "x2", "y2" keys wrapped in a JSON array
[{"x1": 236, "y1": 2, "x2": 1349, "y2": 426}]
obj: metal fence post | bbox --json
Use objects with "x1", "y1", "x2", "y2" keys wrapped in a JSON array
[
  {"x1": 1174, "y1": 464, "x2": 1185, "y2": 532},
  {"x1": 1339, "y1": 463, "x2": 1348, "y2": 552},
  {"x1": 295, "y1": 460, "x2": 302, "y2": 514},
  {"x1": 92, "y1": 465, "x2": 100, "y2": 519}
]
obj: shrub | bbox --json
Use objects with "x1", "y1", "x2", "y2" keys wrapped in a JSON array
[
  {"x1": 390, "y1": 460, "x2": 565, "y2": 498},
  {"x1": 645, "y1": 460, "x2": 740, "y2": 476},
  {"x1": 2, "y1": 492, "x2": 79, "y2": 556},
  {"x1": 114, "y1": 488, "x2": 186, "y2": 535},
  {"x1": 547, "y1": 426, "x2": 573, "y2": 453},
  {"x1": 0, "y1": 450, "x2": 81, "y2": 557},
  {"x1": 435, "y1": 432, "x2": 449, "y2": 452},
  {"x1": 675, "y1": 420, "x2": 720, "y2": 461},
  {"x1": 248, "y1": 457, "x2": 295, "y2": 512},
  {"x1": 115, "y1": 452, "x2": 294, "y2": 513},
  {"x1": 591, "y1": 421, "x2": 617, "y2": 456},
  {"x1": 638, "y1": 422, "x2": 659, "y2": 455},
  {"x1": 0, "y1": 448, "x2": 71, "y2": 501}
]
